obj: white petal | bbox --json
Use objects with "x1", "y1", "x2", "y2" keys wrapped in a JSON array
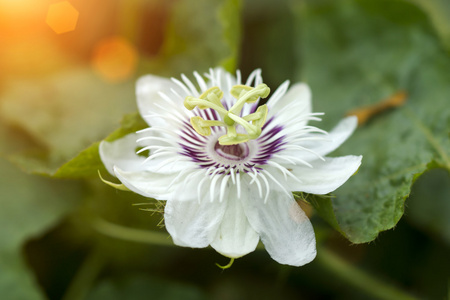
[
  {"x1": 241, "y1": 186, "x2": 316, "y2": 266},
  {"x1": 100, "y1": 131, "x2": 190, "y2": 175},
  {"x1": 113, "y1": 166, "x2": 207, "y2": 201},
  {"x1": 164, "y1": 194, "x2": 226, "y2": 248},
  {"x1": 210, "y1": 188, "x2": 259, "y2": 258},
  {"x1": 286, "y1": 155, "x2": 362, "y2": 195},
  {"x1": 136, "y1": 74, "x2": 185, "y2": 127},
  {"x1": 99, "y1": 133, "x2": 147, "y2": 175},
  {"x1": 267, "y1": 83, "x2": 311, "y2": 119},
  {"x1": 113, "y1": 166, "x2": 179, "y2": 199},
  {"x1": 298, "y1": 116, "x2": 358, "y2": 160}
]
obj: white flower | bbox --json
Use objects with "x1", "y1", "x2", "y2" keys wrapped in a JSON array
[{"x1": 100, "y1": 68, "x2": 362, "y2": 266}]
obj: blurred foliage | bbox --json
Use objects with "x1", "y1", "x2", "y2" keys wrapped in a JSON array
[
  {"x1": 85, "y1": 274, "x2": 207, "y2": 300},
  {"x1": 0, "y1": 0, "x2": 449, "y2": 299},
  {"x1": 408, "y1": 168, "x2": 450, "y2": 244},
  {"x1": 0, "y1": 159, "x2": 82, "y2": 300},
  {"x1": 1, "y1": 71, "x2": 137, "y2": 176},
  {"x1": 411, "y1": 0, "x2": 450, "y2": 51}
]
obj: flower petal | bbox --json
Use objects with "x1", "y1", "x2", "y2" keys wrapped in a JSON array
[
  {"x1": 100, "y1": 131, "x2": 191, "y2": 175},
  {"x1": 241, "y1": 185, "x2": 316, "y2": 266},
  {"x1": 164, "y1": 196, "x2": 226, "y2": 248},
  {"x1": 299, "y1": 116, "x2": 358, "y2": 160},
  {"x1": 286, "y1": 155, "x2": 362, "y2": 195},
  {"x1": 136, "y1": 74, "x2": 186, "y2": 127},
  {"x1": 210, "y1": 189, "x2": 259, "y2": 258},
  {"x1": 267, "y1": 82, "x2": 311, "y2": 120},
  {"x1": 113, "y1": 166, "x2": 207, "y2": 201},
  {"x1": 113, "y1": 166, "x2": 179, "y2": 199},
  {"x1": 99, "y1": 133, "x2": 147, "y2": 175}
]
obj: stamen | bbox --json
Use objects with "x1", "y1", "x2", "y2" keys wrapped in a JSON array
[
  {"x1": 229, "y1": 84, "x2": 270, "y2": 115},
  {"x1": 184, "y1": 83, "x2": 271, "y2": 146},
  {"x1": 227, "y1": 113, "x2": 261, "y2": 139},
  {"x1": 190, "y1": 116, "x2": 224, "y2": 136}
]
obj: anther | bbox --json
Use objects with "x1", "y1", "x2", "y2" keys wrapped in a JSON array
[
  {"x1": 185, "y1": 83, "x2": 271, "y2": 145},
  {"x1": 229, "y1": 84, "x2": 270, "y2": 115},
  {"x1": 190, "y1": 116, "x2": 224, "y2": 136}
]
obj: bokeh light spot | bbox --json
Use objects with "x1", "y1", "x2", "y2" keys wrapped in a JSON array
[
  {"x1": 46, "y1": 1, "x2": 79, "y2": 34},
  {"x1": 91, "y1": 36, "x2": 138, "y2": 82}
]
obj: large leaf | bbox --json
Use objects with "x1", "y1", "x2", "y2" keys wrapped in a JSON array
[
  {"x1": 296, "y1": 0, "x2": 450, "y2": 243},
  {"x1": 0, "y1": 158, "x2": 81, "y2": 299}
]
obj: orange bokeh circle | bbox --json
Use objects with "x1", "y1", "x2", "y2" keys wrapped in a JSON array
[{"x1": 91, "y1": 36, "x2": 138, "y2": 82}]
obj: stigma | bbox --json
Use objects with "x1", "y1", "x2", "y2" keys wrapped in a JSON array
[{"x1": 183, "y1": 83, "x2": 270, "y2": 145}]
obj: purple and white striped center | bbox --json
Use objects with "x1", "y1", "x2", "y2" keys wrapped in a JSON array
[{"x1": 178, "y1": 106, "x2": 285, "y2": 174}]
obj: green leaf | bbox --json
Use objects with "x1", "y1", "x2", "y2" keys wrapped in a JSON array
[
  {"x1": 296, "y1": 0, "x2": 450, "y2": 243},
  {"x1": 294, "y1": 192, "x2": 345, "y2": 237},
  {"x1": 0, "y1": 158, "x2": 81, "y2": 299}
]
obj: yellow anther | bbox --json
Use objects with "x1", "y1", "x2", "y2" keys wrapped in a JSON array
[
  {"x1": 230, "y1": 85, "x2": 254, "y2": 101},
  {"x1": 243, "y1": 104, "x2": 268, "y2": 128},
  {"x1": 184, "y1": 87, "x2": 226, "y2": 111},
  {"x1": 184, "y1": 96, "x2": 197, "y2": 110},
  {"x1": 184, "y1": 96, "x2": 228, "y2": 115},
  {"x1": 200, "y1": 87, "x2": 224, "y2": 108},
  {"x1": 190, "y1": 116, "x2": 211, "y2": 136},
  {"x1": 229, "y1": 84, "x2": 270, "y2": 115},
  {"x1": 190, "y1": 116, "x2": 224, "y2": 136},
  {"x1": 230, "y1": 84, "x2": 270, "y2": 103}
]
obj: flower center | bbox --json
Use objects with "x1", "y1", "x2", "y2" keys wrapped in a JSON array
[
  {"x1": 183, "y1": 83, "x2": 271, "y2": 146},
  {"x1": 214, "y1": 141, "x2": 249, "y2": 161}
]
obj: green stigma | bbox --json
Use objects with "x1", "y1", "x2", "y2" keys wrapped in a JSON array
[{"x1": 184, "y1": 83, "x2": 270, "y2": 145}]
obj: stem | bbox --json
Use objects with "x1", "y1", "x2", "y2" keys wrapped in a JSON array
[
  {"x1": 62, "y1": 245, "x2": 106, "y2": 300},
  {"x1": 316, "y1": 247, "x2": 419, "y2": 300},
  {"x1": 92, "y1": 218, "x2": 174, "y2": 246}
]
